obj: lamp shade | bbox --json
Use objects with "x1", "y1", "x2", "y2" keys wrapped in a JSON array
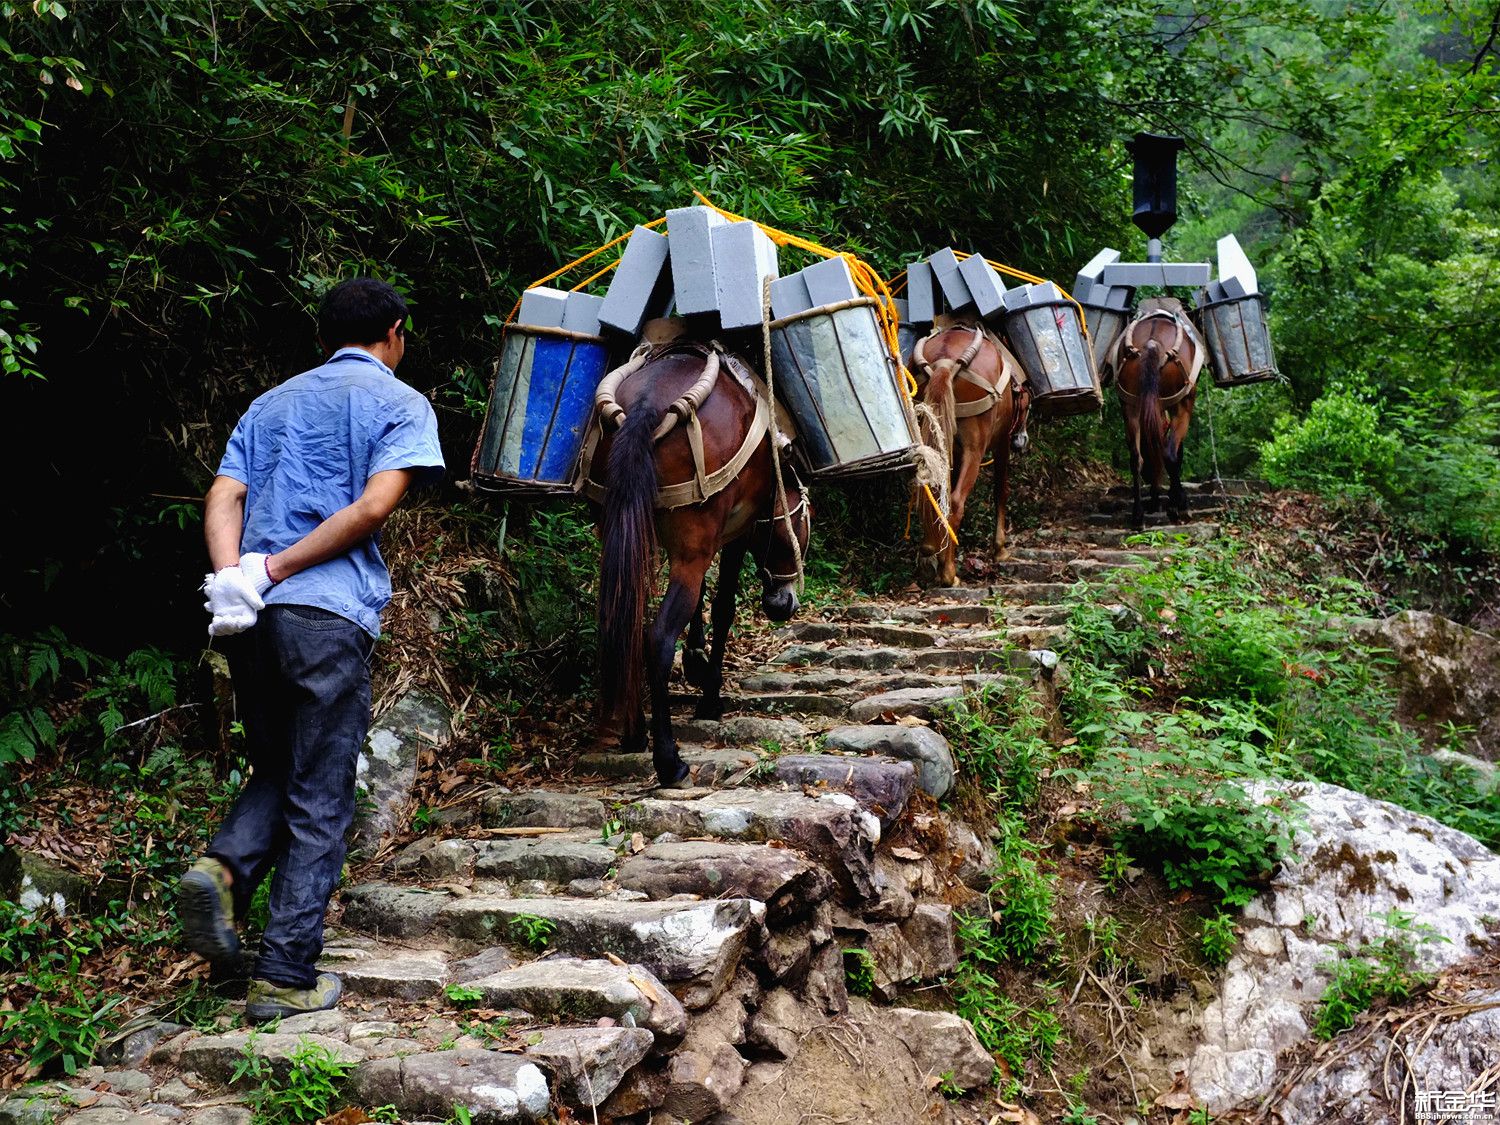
[{"x1": 1125, "y1": 132, "x2": 1186, "y2": 239}]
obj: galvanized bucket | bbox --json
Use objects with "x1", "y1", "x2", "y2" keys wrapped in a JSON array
[
  {"x1": 1002, "y1": 299, "x2": 1102, "y2": 417},
  {"x1": 769, "y1": 297, "x2": 919, "y2": 478},
  {"x1": 1193, "y1": 292, "x2": 1278, "y2": 387},
  {"x1": 471, "y1": 323, "x2": 610, "y2": 494},
  {"x1": 1080, "y1": 302, "x2": 1128, "y2": 381}
]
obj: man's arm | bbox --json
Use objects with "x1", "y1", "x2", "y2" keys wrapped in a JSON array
[
  {"x1": 205, "y1": 475, "x2": 248, "y2": 572},
  {"x1": 261, "y1": 468, "x2": 415, "y2": 583},
  {"x1": 205, "y1": 469, "x2": 414, "y2": 582}
]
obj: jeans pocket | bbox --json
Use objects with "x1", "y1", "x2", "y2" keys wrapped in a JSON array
[{"x1": 278, "y1": 605, "x2": 353, "y2": 632}]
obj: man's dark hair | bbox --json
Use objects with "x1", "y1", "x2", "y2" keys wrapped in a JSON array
[{"x1": 317, "y1": 278, "x2": 408, "y2": 348}]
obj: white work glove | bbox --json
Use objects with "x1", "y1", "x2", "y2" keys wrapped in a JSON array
[
  {"x1": 238, "y1": 553, "x2": 274, "y2": 597},
  {"x1": 202, "y1": 565, "x2": 265, "y2": 637}
]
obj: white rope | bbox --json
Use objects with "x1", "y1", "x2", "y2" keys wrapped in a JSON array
[
  {"x1": 760, "y1": 275, "x2": 805, "y2": 592},
  {"x1": 911, "y1": 402, "x2": 952, "y2": 520}
]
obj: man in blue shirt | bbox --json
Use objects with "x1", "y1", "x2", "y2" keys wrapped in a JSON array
[{"x1": 182, "y1": 278, "x2": 444, "y2": 1021}]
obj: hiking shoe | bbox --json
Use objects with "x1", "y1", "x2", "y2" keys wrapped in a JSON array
[
  {"x1": 245, "y1": 972, "x2": 344, "y2": 1023},
  {"x1": 178, "y1": 857, "x2": 240, "y2": 963}
]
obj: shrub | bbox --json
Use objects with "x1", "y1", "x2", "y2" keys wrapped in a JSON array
[
  {"x1": 1311, "y1": 911, "x2": 1443, "y2": 1039},
  {"x1": 1260, "y1": 389, "x2": 1401, "y2": 500}
]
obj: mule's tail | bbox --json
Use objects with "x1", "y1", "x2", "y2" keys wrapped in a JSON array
[
  {"x1": 1137, "y1": 340, "x2": 1166, "y2": 489},
  {"x1": 923, "y1": 357, "x2": 959, "y2": 459},
  {"x1": 598, "y1": 403, "x2": 663, "y2": 724}
]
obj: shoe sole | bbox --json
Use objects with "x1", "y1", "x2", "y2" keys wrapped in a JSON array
[
  {"x1": 245, "y1": 977, "x2": 343, "y2": 1024},
  {"x1": 179, "y1": 869, "x2": 240, "y2": 963}
]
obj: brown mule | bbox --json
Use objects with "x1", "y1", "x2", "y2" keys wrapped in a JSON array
[
  {"x1": 582, "y1": 338, "x2": 810, "y2": 786},
  {"x1": 1111, "y1": 300, "x2": 1202, "y2": 528},
  {"x1": 911, "y1": 318, "x2": 1031, "y2": 588}
]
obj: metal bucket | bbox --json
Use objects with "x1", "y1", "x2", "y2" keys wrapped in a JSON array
[
  {"x1": 471, "y1": 323, "x2": 610, "y2": 494},
  {"x1": 1193, "y1": 292, "x2": 1278, "y2": 387},
  {"x1": 1002, "y1": 299, "x2": 1102, "y2": 417},
  {"x1": 1080, "y1": 302, "x2": 1128, "y2": 380},
  {"x1": 769, "y1": 297, "x2": 919, "y2": 478}
]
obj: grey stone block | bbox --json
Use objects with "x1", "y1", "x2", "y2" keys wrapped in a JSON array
[
  {"x1": 957, "y1": 254, "x2": 1008, "y2": 320},
  {"x1": 770, "y1": 272, "x2": 812, "y2": 320},
  {"x1": 712, "y1": 220, "x2": 779, "y2": 330},
  {"x1": 1025, "y1": 280, "x2": 1062, "y2": 303},
  {"x1": 1220, "y1": 275, "x2": 1250, "y2": 299},
  {"x1": 1071, "y1": 275, "x2": 1096, "y2": 304},
  {"x1": 1104, "y1": 285, "x2": 1133, "y2": 310},
  {"x1": 1075, "y1": 246, "x2": 1120, "y2": 287},
  {"x1": 1203, "y1": 280, "x2": 1227, "y2": 303},
  {"x1": 1001, "y1": 283, "x2": 1032, "y2": 312},
  {"x1": 893, "y1": 297, "x2": 909, "y2": 323},
  {"x1": 1101, "y1": 262, "x2": 1211, "y2": 288},
  {"x1": 927, "y1": 247, "x2": 974, "y2": 311},
  {"x1": 905, "y1": 260, "x2": 937, "y2": 324},
  {"x1": 517, "y1": 286, "x2": 568, "y2": 329},
  {"x1": 599, "y1": 224, "x2": 673, "y2": 337},
  {"x1": 802, "y1": 256, "x2": 859, "y2": 307},
  {"x1": 562, "y1": 291, "x2": 604, "y2": 336},
  {"x1": 667, "y1": 206, "x2": 727, "y2": 317},
  {"x1": 1217, "y1": 233, "x2": 1258, "y2": 292}
]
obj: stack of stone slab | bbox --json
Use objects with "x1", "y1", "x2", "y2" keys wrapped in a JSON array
[
  {"x1": 596, "y1": 206, "x2": 781, "y2": 337},
  {"x1": 1194, "y1": 234, "x2": 1278, "y2": 386}
]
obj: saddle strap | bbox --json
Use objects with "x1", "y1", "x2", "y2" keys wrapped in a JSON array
[{"x1": 575, "y1": 373, "x2": 771, "y2": 510}]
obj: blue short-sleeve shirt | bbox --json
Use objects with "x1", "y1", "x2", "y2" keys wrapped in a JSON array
[{"x1": 216, "y1": 347, "x2": 445, "y2": 637}]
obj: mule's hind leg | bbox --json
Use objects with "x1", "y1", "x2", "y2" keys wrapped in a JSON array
[
  {"x1": 991, "y1": 429, "x2": 1012, "y2": 560},
  {"x1": 695, "y1": 540, "x2": 746, "y2": 720},
  {"x1": 682, "y1": 585, "x2": 710, "y2": 690},
  {"x1": 1125, "y1": 409, "x2": 1145, "y2": 531},
  {"x1": 1167, "y1": 402, "x2": 1194, "y2": 523},
  {"x1": 647, "y1": 560, "x2": 709, "y2": 786}
]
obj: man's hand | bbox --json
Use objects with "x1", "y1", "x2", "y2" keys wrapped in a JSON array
[
  {"x1": 202, "y1": 566, "x2": 265, "y2": 637},
  {"x1": 238, "y1": 552, "x2": 274, "y2": 596}
]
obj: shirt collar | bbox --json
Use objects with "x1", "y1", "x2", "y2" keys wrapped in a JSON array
[{"x1": 328, "y1": 346, "x2": 394, "y2": 378}]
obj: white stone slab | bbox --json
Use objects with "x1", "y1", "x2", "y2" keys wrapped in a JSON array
[
  {"x1": 905, "y1": 260, "x2": 937, "y2": 324},
  {"x1": 1217, "y1": 233, "x2": 1258, "y2": 292},
  {"x1": 666, "y1": 206, "x2": 727, "y2": 317},
  {"x1": 770, "y1": 272, "x2": 812, "y2": 320},
  {"x1": 517, "y1": 286, "x2": 569, "y2": 329},
  {"x1": 599, "y1": 225, "x2": 673, "y2": 337},
  {"x1": 957, "y1": 254, "x2": 1008, "y2": 320},
  {"x1": 1102, "y1": 262, "x2": 1211, "y2": 288},
  {"x1": 712, "y1": 220, "x2": 780, "y2": 330},
  {"x1": 802, "y1": 256, "x2": 859, "y2": 307},
  {"x1": 927, "y1": 247, "x2": 974, "y2": 311},
  {"x1": 561, "y1": 291, "x2": 604, "y2": 336}
]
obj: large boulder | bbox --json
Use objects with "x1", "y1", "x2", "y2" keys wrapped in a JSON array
[
  {"x1": 352, "y1": 690, "x2": 450, "y2": 857},
  {"x1": 1184, "y1": 781, "x2": 1500, "y2": 1112},
  {"x1": 1271, "y1": 986, "x2": 1500, "y2": 1123},
  {"x1": 1351, "y1": 610, "x2": 1500, "y2": 761},
  {"x1": 350, "y1": 1049, "x2": 549, "y2": 1124}
]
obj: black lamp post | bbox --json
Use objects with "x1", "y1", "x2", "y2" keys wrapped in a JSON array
[{"x1": 1125, "y1": 132, "x2": 1185, "y2": 263}]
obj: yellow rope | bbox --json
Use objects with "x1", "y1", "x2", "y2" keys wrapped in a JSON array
[
  {"x1": 690, "y1": 192, "x2": 953, "y2": 545},
  {"x1": 949, "y1": 249, "x2": 1091, "y2": 345},
  {"x1": 504, "y1": 216, "x2": 669, "y2": 326}
]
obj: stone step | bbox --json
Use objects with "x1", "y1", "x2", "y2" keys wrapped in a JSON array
[
  {"x1": 990, "y1": 580, "x2": 1074, "y2": 604},
  {"x1": 618, "y1": 789, "x2": 879, "y2": 902},
  {"x1": 1103, "y1": 477, "x2": 1266, "y2": 497},
  {"x1": 830, "y1": 602, "x2": 996, "y2": 627},
  {"x1": 482, "y1": 791, "x2": 609, "y2": 830},
  {"x1": 778, "y1": 620, "x2": 1065, "y2": 652},
  {"x1": 822, "y1": 724, "x2": 957, "y2": 800},
  {"x1": 767, "y1": 643, "x2": 1034, "y2": 678},
  {"x1": 770, "y1": 753, "x2": 916, "y2": 828},
  {"x1": 672, "y1": 714, "x2": 809, "y2": 749},
  {"x1": 464, "y1": 956, "x2": 688, "y2": 1041},
  {"x1": 340, "y1": 883, "x2": 763, "y2": 1009},
  {"x1": 615, "y1": 840, "x2": 834, "y2": 924},
  {"x1": 575, "y1": 745, "x2": 761, "y2": 787},
  {"x1": 1036, "y1": 521, "x2": 1220, "y2": 547},
  {"x1": 352, "y1": 1049, "x2": 552, "y2": 1123},
  {"x1": 1008, "y1": 546, "x2": 1075, "y2": 562},
  {"x1": 1091, "y1": 494, "x2": 1226, "y2": 515},
  {"x1": 393, "y1": 833, "x2": 615, "y2": 886},
  {"x1": 1001, "y1": 602, "x2": 1073, "y2": 625}
]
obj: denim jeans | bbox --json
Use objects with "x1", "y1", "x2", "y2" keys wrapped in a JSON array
[{"x1": 208, "y1": 605, "x2": 373, "y2": 989}]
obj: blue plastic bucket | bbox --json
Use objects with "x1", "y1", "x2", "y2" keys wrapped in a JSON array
[{"x1": 472, "y1": 324, "x2": 609, "y2": 494}]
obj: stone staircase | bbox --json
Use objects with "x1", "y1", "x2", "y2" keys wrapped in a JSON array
[{"x1": 17, "y1": 482, "x2": 1241, "y2": 1125}]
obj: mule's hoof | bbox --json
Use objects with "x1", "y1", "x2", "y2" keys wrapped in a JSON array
[
  {"x1": 655, "y1": 760, "x2": 691, "y2": 788},
  {"x1": 694, "y1": 701, "x2": 724, "y2": 721},
  {"x1": 682, "y1": 649, "x2": 710, "y2": 690}
]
